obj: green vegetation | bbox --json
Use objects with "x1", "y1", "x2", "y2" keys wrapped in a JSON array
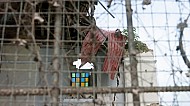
[{"x1": 122, "y1": 28, "x2": 149, "y2": 53}]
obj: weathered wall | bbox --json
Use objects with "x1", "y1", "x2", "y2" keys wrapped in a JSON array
[
  {"x1": 96, "y1": 51, "x2": 159, "y2": 106},
  {"x1": 0, "y1": 45, "x2": 37, "y2": 106},
  {"x1": 0, "y1": 45, "x2": 158, "y2": 106},
  {"x1": 0, "y1": 45, "x2": 73, "y2": 106},
  {"x1": 118, "y1": 51, "x2": 158, "y2": 106}
]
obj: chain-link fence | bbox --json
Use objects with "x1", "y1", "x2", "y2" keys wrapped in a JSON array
[{"x1": 0, "y1": 0, "x2": 190, "y2": 106}]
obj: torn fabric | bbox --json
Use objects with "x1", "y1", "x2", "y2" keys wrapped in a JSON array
[
  {"x1": 103, "y1": 33, "x2": 127, "y2": 79},
  {"x1": 80, "y1": 29, "x2": 109, "y2": 65},
  {"x1": 80, "y1": 28, "x2": 127, "y2": 79}
]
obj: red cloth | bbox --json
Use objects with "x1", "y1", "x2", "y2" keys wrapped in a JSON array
[
  {"x1": 80, "y1": 29, "x2": 126, "y2": 79},
  {"x1": 80, "y1": 29, "x2": 109, "y2": 65},
  {"x1": 103, "y1": 33, "x2": 127, "y2": 79}
]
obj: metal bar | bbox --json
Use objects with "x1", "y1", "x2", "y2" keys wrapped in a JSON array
[
  {"x1": 0, "y1": 0, "x2": 98, "y2": 2},
  {"x1": 0, "y1": 0, "x2": 97, "y2": 3},
  {"x1": 52, "y1": 2, "x2": 62, "y2": 106},
  {"x1": 98, "y1": 1, "x2": 115, "y2": 18},
  {"x1": 125, "y1": 0, "x2": 140, "y2": 106},
  {"x1": 0, "y1": 86, "x2": 190, "y2": 96}
]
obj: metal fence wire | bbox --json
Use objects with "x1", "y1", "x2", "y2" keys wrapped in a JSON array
[{"x1": 0, "y1": 0, "x2": 190, "y2": 106}]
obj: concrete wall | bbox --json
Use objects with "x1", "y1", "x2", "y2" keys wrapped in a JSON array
[
  {"x1": 0, "y1": 45, "x2": 74, "y2": 106},
  {"x1": 0, "y1": 45, "x2": 158, "y2": 106},
  {"x1": 97, "y1": 51, "x2": 159, "y2": 106},
  {"x1": 0, "y1": 45, "x2": 37, "y2": 106},
  {"x1": 123, "y1": 51, "x2": 159, "y2": 106},
  {"x1": 91, "y1": 50, "x2": 158, "y2": 106}
]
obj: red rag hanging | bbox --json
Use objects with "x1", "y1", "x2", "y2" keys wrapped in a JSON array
[
  {"x1": 103, "y1": 33, "x2": 127, "y2": 80},
  {"x1": 80, "y1": 28, "x2": 126, "y2": 80},
  {"x1": 80, "y1": 29, "x2": 109, "y2": 66}
]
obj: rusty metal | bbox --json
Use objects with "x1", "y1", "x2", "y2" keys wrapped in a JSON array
[
  {"x1": 126, "y1": 0, "x2": 140, "y2": 106},
  {"x1": 0, "y1": 86, "x2": 190, "y2": 96}
]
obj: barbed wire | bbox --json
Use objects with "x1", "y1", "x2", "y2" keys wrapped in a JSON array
[{"x1": 0, "y1": 0, "x2": 190, "y2": 106}]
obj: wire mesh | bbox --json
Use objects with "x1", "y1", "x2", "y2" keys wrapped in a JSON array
[{"x1": 0, "y1": 0, "x2": 190, "y2": 106}]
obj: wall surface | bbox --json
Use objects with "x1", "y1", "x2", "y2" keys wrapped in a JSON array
[
  {"x1": 122, "y1": 51, "x2": 159, "y2": 106},
  {"x1": 0, "y1": 45, "x2": 158, "y2": 106},
  {"x1": 97, "y1": 51, "x2": 159, "y2": 106},
  {"x1": 0, "y1": 45, "x2": 37, "y2": 106}
]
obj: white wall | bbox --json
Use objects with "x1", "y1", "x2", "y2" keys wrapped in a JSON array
[{"x1": 97, "y1": 51, "x2": 159, "y2": 106}]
